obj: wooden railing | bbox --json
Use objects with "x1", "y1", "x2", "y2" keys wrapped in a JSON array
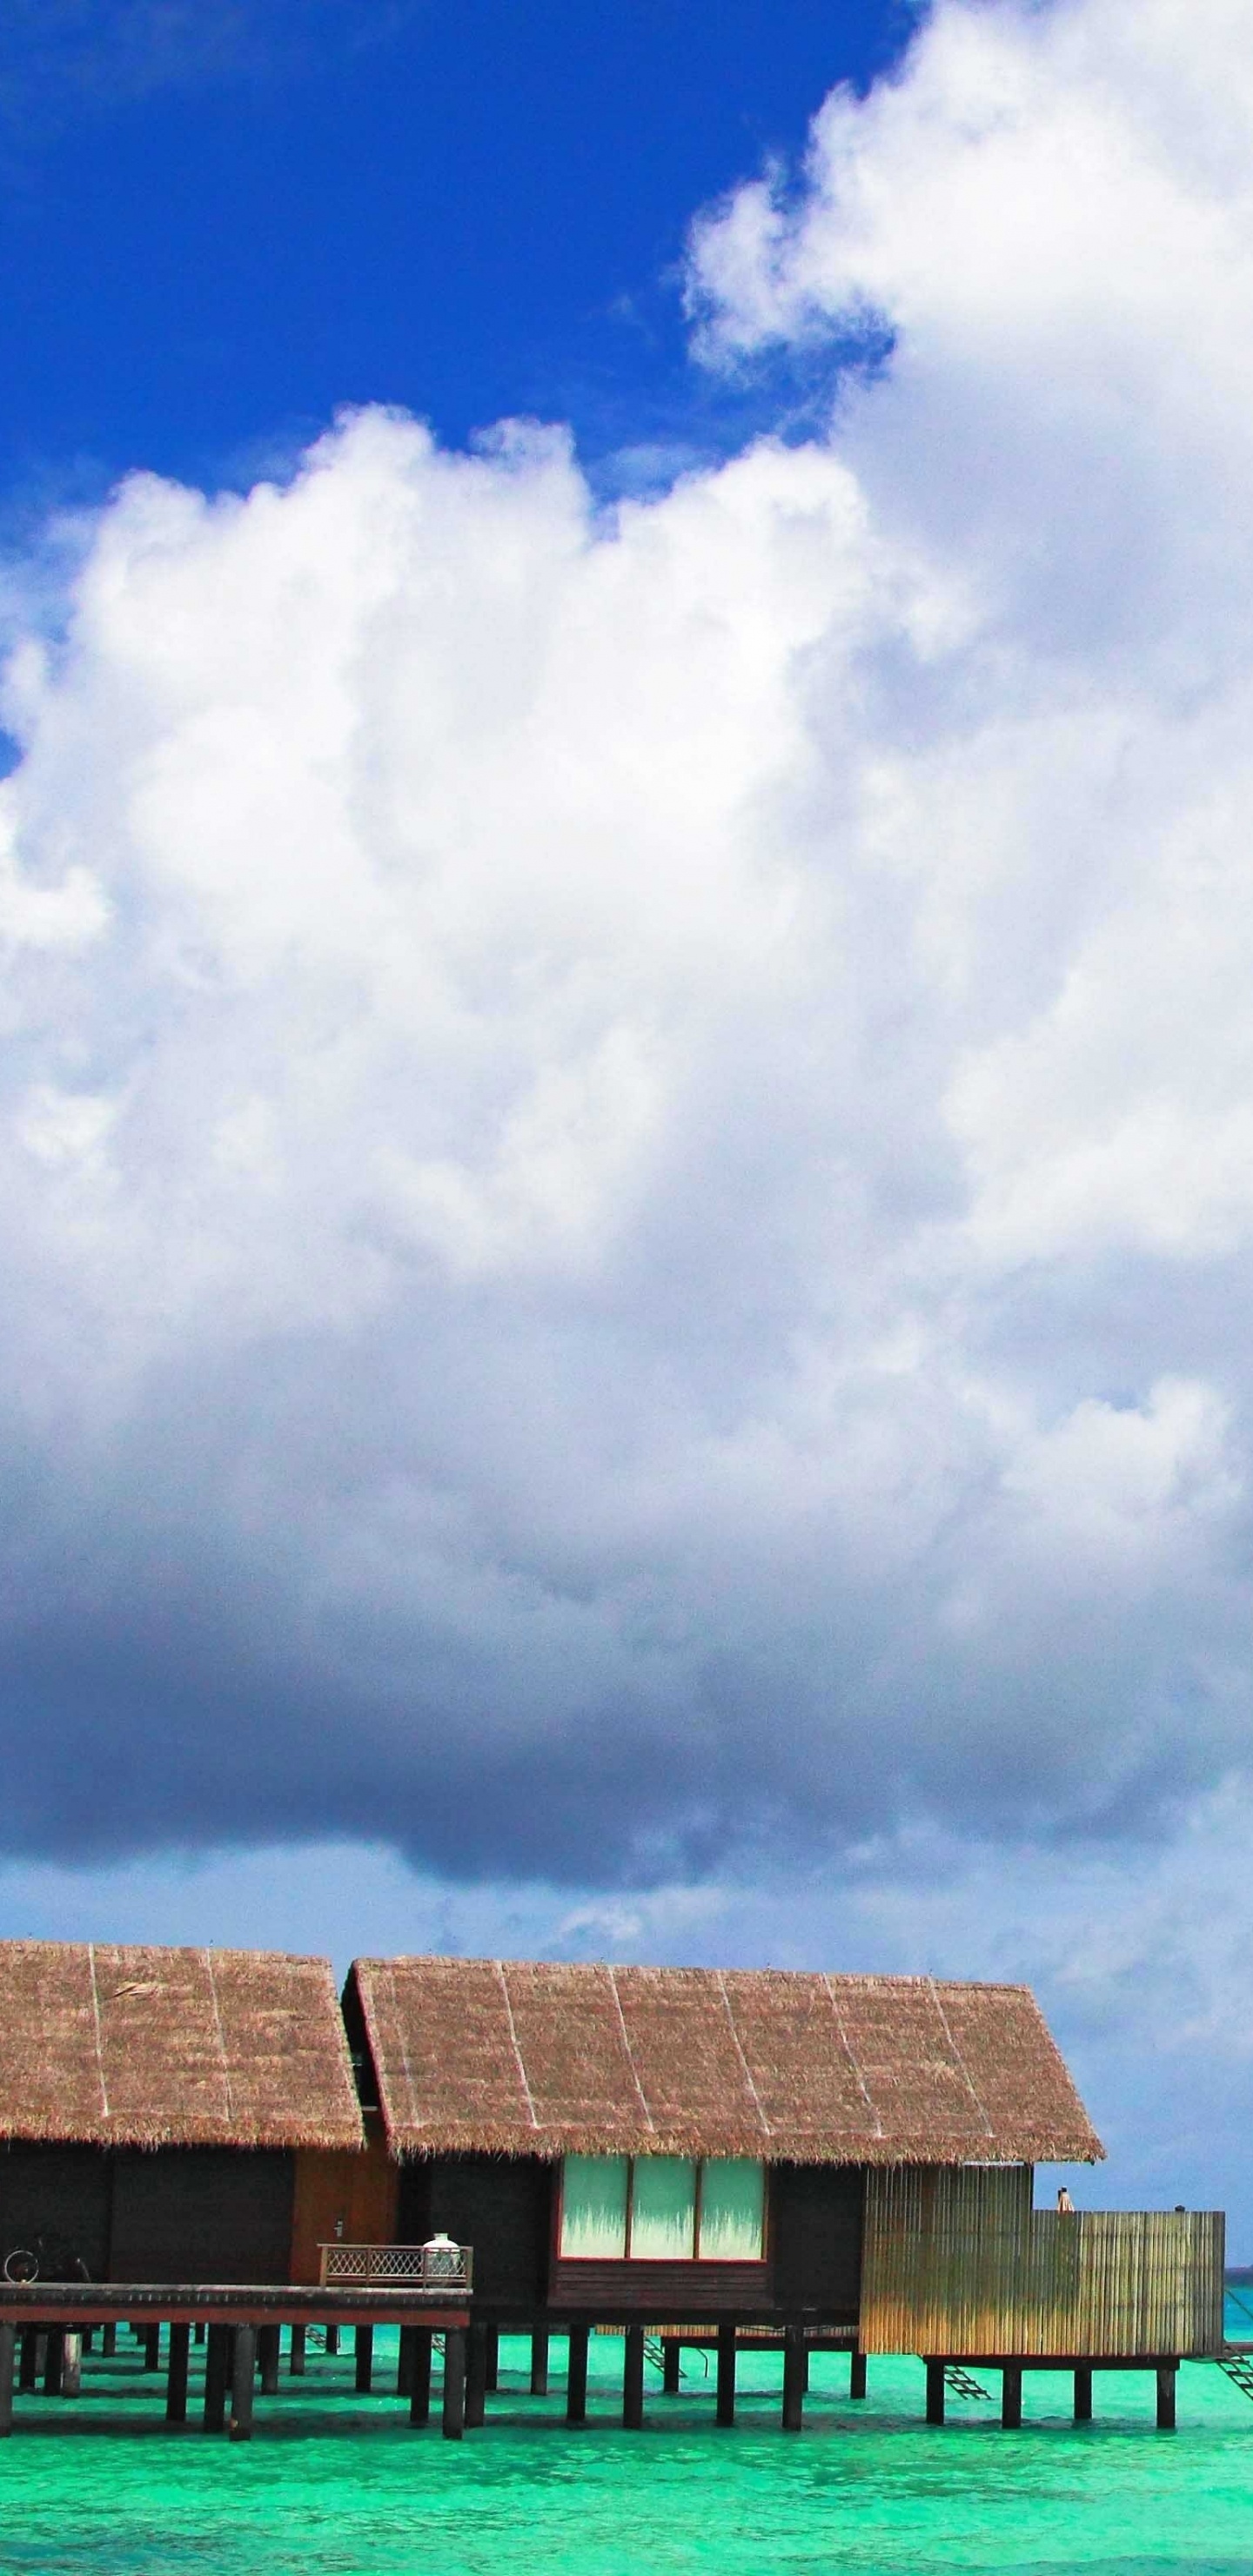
[
  {"x1": 861, "y1": 2167, "x2": 1224, "y2": 2358},
  {"x1": 318, "y1": 2244, "x2": 474, "y2": 2292}
]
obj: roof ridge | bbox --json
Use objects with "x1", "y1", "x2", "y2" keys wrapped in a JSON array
[
  {"x1": 497, "y1": 1962, "x2": 540, "y2": 2130},
  {"x1": 928, "y1": 1976, "x2": 995, "y2": 2139},
  {"x1": 86, "y1": 1942, "x2": 110, "y2": 2123},
  {"x1": 716, "y1": 1971, "x2": 770, "y2": 2138},
  {"x1": 607, "y1": 1966, "x2": 656, "y2": 2133}
]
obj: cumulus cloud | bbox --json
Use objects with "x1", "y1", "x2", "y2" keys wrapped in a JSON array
[{"x1": 5, "y1": 0, "x2": 1253, "y2": 1883}]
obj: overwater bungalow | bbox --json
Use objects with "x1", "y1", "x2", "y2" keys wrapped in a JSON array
[
  {"x1": 0, "y1": 1941, "x2": 366, "y2": 2283},
  {"x1": 345, "y1": 1956, "x2": 1225, "y2": 2425}
]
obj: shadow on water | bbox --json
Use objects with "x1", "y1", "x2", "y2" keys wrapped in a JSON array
[{"x1": 1, "y1": 2338, "x2": 1251, "y2": 2575}]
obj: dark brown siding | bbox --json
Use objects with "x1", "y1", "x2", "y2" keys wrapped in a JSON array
[
  {"x1": 0, "y1": 2144, "x2": 111, "y2": 2280},
  {"x1": 550, "y1": 2258, "x2": 772, "y2": 2315},
  {"x1": 398, "y1": 2155, "x2": 552, "y2": 2309},
  {"x1": 770, "y1": 2164, "x2": 864, "y2": 2318},
  {"x1": 109, "y1": 2150, "x2": 294, "y2": 2283}
]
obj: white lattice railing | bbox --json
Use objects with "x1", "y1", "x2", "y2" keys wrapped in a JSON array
[{"x1": 318, "y1": 2243, "x2": 474, "y2": 2291}]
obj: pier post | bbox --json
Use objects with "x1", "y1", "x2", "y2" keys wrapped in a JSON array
[
  {"x1": 325, "y1": 2324, "x2": 339, "y2": 2357},
  {"x1": 103, "y1": 2324, "x2": 117, "y2": 2358},
  {"x1": 193, "y1": 2325, "x2": 204, "y2": 2348},
  {"x1": 43, "y1": 2329, "x2": 64, "y2": 2396},
  {"x1": 230, "y1": 2327, "x2": 257, "y2": 2440},
  {"x1": 62, "y1": 2333, "x2": 82, "y2": 2398},
  {"x1": 1074, "y1": 2365, "x2": 1092, "y2": 2423},
  {"x1": 781, "y1": 2325, "x2": 805, "y2": 2432},
  {"x1": 485, "y1": 2326, "x2": 499, "y2": 2392},
  {"x1": 165, "y1": 2324, "x2": 190, "y2": 2426},
  {"x1": 663, "y1": 2338, "x2": 681, "y2": 2393},
  {"x1": 850, "y1": 2350, "x2": 867, "y2": 2400},
  {"x1": 925, "y1": 2360, "x2": 946, "y2": 2425},
  {"x1": 18, "y1": 2331, "x2": 37, "y2": 2392},
  {"x1": 409, "y1": 2329, "x2": 432, "y2": 2427},
  {"x1": 442, "y1": 2329, "x2": 466, "y2": 2440},
  {"x1": 1156, "y1": 2364, "x2": 1176, "y2": 2431},
  {"x1": 397, "y1": 2327, "x2": 416, "y2": 2396},
  {"x1": 530, "y1": 2330, "x2": 550, "y2": 2396},
  {"x1": 289, "y1": 2324, "x2": 306, "y2": 2378},
  {"x1": 1001, "y1": 2365, "x2": 1022, "y2": 2431},
  {"x1": 0, "y1": 2324, "x2": 14, "y2": 2435},
  {"x1": 716, "y1": 2321, "x2": 736, "y2": 2427},
  {"x1": 566, "y1": 2324, "x2": 588, "y2": 2424},
  {"x1": 143, "y1": 2324, "x2": 161, "y2": 2372},
  {"x1": 204, "y1": 2325, "x2": 230, "y2": 2432},
  {"x1": 258, "y1": 2325, "x2": 281, "y2": 2395},
  {"x1": 355, "y1": 2326, "x2": 374, "y2": 2393},
  {"x1": 465, "y1": 2323, "x2": 488, "y2": 2429},
  {"x1": 623, "y1": 2325, "x2": 646, "y2": 2429}
]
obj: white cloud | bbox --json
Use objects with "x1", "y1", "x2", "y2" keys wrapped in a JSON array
[{"x1": 3, "y1": 0, "x2": 1253, "y2": 1895}]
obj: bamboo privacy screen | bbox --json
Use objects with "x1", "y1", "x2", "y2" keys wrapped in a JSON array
[{"x1": 860, "y1": 2166, "x2": 1224, "y2": 2357}]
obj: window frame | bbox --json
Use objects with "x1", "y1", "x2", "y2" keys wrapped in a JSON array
[{"x1": 556, "y1": 2153, "x2": 768, "y2": 2264}]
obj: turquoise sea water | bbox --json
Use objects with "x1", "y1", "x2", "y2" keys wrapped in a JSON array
[{"x1": 1, "y1": 2310, "x2": 1252, "y2": 2576}]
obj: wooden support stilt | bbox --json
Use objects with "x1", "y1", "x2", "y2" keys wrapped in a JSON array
[
  {"x1": 465, "y1": 2322, "x2": 487, "y2": 2429},
  {"x1": 62, "y1": 2333, "x2": 82, "y2": 2398},
  {"x1": 623, "y1": 2325, "x2": 646, "y2": 2430},
  {"x1": 165, "y1": 2324, "x2": 190, "y2": 2425},
  {"x1": 1156, "y1": 2364, "x2": 1176, "y2": 2431},
  {"x1": 530, "y1": 2329, "x2": 550, "y2": 2396},
  {"x1": 850, "y1": 2350, "x2": 867, "y2": 2400},
  {"x1": 442, "y1": 2328, "x2": 466, "y2": 2440},
  {"x1": 43, "y1": 2329, "x2": 64, "y2": 2397},
  {"x1": 193, "y1": 2324, "x2": 205, "y2": 2347},
  {"x1": 716, "y1": 2320, "x2": 736, "y2": 2428},
  {"x1": 289, "y1": 2324, "x2": 306, "y2": 2378},
  {"x1": 1074, "y1": 2365, "x2": 1092, "y2": 2423},
  {"x1": 0, "y1": 2325, "x2": 15, "y2": 2436},
  {"x1": 258, "y1": 2325, "x2": 280, "y2": 2395},
  {"x1": 409, "y1": 2329, "x2": 432, "y2": 2427},
  {"x1": 781, "y1": 2325, "x2": 805, "y2": 2432},
  {"x1": 926, "y1": 2359, "x2": 946, "y2": 2425},
  {"x1": 354, "y1": 2325, "x2": 374, "y2": 2393},
  {"x1": 1001, "y1": 2365, "x2": 1022, "y2": 2431},
  {"x1": 103, "y1": 2324, "x2": 117, "y2": 2358},
  {"x1": 144, "y1": 2324, "x2": 161, "y2": 2372},
  {"x1": 230, "y1": 2326, "x2": 257, "y2": 2440},
  {"x1": 566, "y1": 2324, "x2": 588, "y2": 2425},
  {"x1": 325, "y1": 2324, "x2": 339, "y2": 2356},
  {"x1": 662, "y1": 2338, "x2": 681, "y2": 2394},
  {"x1": 203, "y1": 2325, "x2": 230, "y2": 2432},
  {"x1": 397, "y1": 2326, "x2": 416, "y2": 2397},
  {"x1": 485, "y1": 2327, "x2": 499, "y2": 2392},
  {"x1": 18, "y1": 2331, "x2": 37, "y2": 2393},
  {"x1": 82, "y1": 2329, "x2": 95, "y2": 2356}
]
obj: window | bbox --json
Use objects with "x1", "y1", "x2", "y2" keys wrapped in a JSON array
[{"x1": 558, "y1": 2156, "x2": 766, "y2": 2260}]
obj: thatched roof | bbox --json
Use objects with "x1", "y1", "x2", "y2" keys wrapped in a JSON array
[
  {"x1": 0, "y1": 1943, "x2": 365, "y2": 2151},
  {"x1": 350, "y1": 1958, "x2": 1102, "y2": 2166}
]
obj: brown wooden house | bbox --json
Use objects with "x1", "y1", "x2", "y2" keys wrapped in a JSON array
[
  {"x1": 345, "y1": 1956, "x2": 1184, "y2": 2352},
  {"x1": 0, "y1": 1942, "x2": 372, "y2": 2284}
]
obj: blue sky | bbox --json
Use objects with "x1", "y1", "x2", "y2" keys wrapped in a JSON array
[
  {"x1": 8, "y1": 0, "x2": 1253, "y2": 2240},
  {"x1": 2, "y1": 0, "x2": 908, "y2": 509}
]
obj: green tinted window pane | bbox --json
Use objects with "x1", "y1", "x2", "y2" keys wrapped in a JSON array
[
  {"x1": 559, "y1": 2155, "x2": 629, "y2": 2257},
  {"x1": 629, "y1": 2157, "x2": 697, "y2": 2259},
  {"x1": 698, "y1": 2159, "x2": 765, "y2": 2259}
]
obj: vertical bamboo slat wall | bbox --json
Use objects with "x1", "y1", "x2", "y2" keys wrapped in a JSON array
[{"x1": 861, "y1": 2168, "x2": 1224, "y2": 2357}]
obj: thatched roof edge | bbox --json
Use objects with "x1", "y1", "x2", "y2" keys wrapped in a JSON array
[{"x1": 384, "y1": 2125, "x2": 1102, "y2": 2165}]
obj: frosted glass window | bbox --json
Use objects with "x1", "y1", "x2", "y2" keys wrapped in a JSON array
[
  {"x1": 559, "y1": 2156, "x2": 629, "y2": 2257},
  {"x1": 629, "y1": 2157, "x2": 697, "y2": 2259},
  {"x1": 698, "y1": 2158, "x2": 765, "y2": 2259}
]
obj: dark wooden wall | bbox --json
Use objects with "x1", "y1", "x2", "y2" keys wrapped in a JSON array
[
  {"x1": 770, "y1": 2164, "x2": 865, "y2": 2319},
  {"x1": 0, "y1": 2143, "x2": 294, "y2": 2284},
  {"x1": 398, "y1": 2154, "x2": 553, "y2": 2310},
  {"x1": 110, "y1": 2151, "x2": 294, "y2": 2283}
]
